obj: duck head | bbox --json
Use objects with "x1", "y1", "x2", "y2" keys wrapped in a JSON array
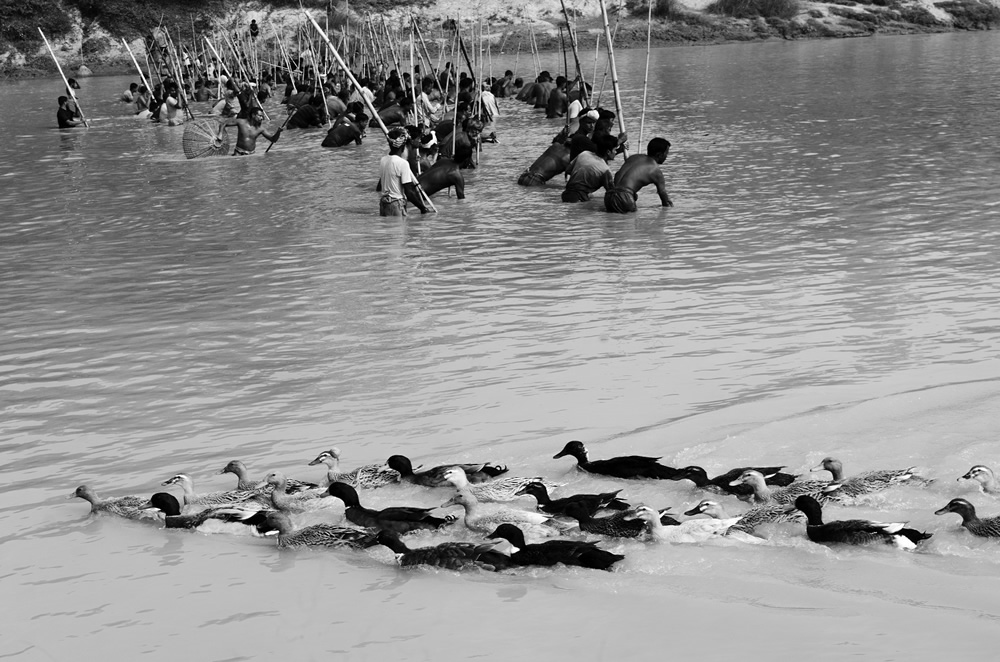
[
  {"x1": 728, "y1": 470, "x2": 766, "y2": 488},
  {"x1": 260, "y1": 511, "x2": 294, "y2": 536},
  {"x1": 161, "y1": 474, "x2": 191, "y2": 488},
  {"x1": 217, "y1": 460, "x2": 247, "y2": 476},
  {"x1": 553, "y1": 440, "x2": 588, "y2": 462},
  {"x1": 684, "y1": 499, "x2": 724, "y2": 518},
  {"x1": 142, "y1": 492, "x2": 182, "y2": 516},
  {"x1": 514, "y1": 481, "x2": 548, "y2": 499},
  {"x1": 789, "y1": 495, "x2": 824, "y2": 525},
  {"x1": 677, "y1": 466, "x2": 710, "y2": 487},
  {"x1": 811, "y1": 457, "x2": 842, "y2": 480},
  {"x1": 265, "y1": 472, "x2": 287, "y2": 489},
  {"x1": 442, "y1": 467, "x2": 469, "y2": 488},
  {"x1": 375, "y1": 529, "x2": 409, "y2": 555},
  {"x1": 308, "y1": 449, "x2": 340, "y2": 467},
  {"x1": 324, "y1": 481, "x2": 362, "y2": 507},
  {"x1": 440, "y1": 489, "x2": 475, "y2": 510},
  {"x1": 69, "y1": 485, "x2": 98, "y2": 503},
  {"x1": 960, "y1": 465, "x2": 995, "y2": 485},
  {"x1": 487, "y1": 523, "x2": 527, "y2": 549},
  {"x1": 386, "y1": 455, "x2": 415, "y2": 476},
  {"x1": 934, "y1": 497, "x2": 977, "y2": 522}
]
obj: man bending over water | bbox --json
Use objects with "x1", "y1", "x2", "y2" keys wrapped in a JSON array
[
  {"x1": 224, "y1": 107, "x2": 281, "y2": 156},
  {"x1": 605, "y1": 137, "x2": 673, "y2": 213}
]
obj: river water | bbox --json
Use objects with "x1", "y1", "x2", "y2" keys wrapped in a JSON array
[{"x1": 3, "y1": 31, "x2": 1000, "y2": 660}]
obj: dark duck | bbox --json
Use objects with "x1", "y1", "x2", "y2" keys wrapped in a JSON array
[
  {"x1": 515, "y1": 481, "x2": 630, "y2": 517},
  {"x1": 375, "y1": 530, "x2": 512, "y2": 571},
  {"x1": 486, "y1": 523, "x2": 625, "y2": 571},
  {"x1": 324, "y1": 482, "x2": 455, "y2": 534},
  {"x1": 552, "y1": 440, "x2": 682, "y2": 479},
  {"x1": 674, "y1": 465, "x2": 797, "y2": 498},
  {"x1": 790, "y1": 495, "x2": 932, "y2": 550},
  {"x1": 385, "y1": 454, "x2": 508, "y2": 487}
]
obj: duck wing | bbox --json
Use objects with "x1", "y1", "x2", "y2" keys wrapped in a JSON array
[
  {"x1": 807, "y1": 519, "x2": 931, "y2": 548},
  {"x1": 968, "y1": 515, "x2": 1000, "y2": 538},
  {"x1": 585, "y1": 456, "x2": 681, "y2": 480},
  {"x1": 284, "y1": 524, "x2": 379, "y2": 549},
  {"x1": 579, "y1": 512, "x2": 646, "y2": 538}
]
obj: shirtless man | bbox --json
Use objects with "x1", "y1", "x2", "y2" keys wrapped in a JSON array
[
  {"x1": 321, "y1": 112, "x2": 367, "y2": 148},
  {"x1": 516, "y1": 143, "x2": 571, "y2": 186},
  {"x1": 561, "y1": 134, "x2": 619, "y2": 203},
  {"x1": 418, "y1": 158, "x2": 465, "y2": 199},
  {"x1": 224, "y1": 107, "x2": 280, "y2": 156},
  {"x1": 605, "y1": 137, "x2": 673, "y2": 213}
]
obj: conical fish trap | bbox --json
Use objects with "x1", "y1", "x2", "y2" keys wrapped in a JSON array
[{"x1": 182, "y1": 118, "x2": 230, "y2": 159}]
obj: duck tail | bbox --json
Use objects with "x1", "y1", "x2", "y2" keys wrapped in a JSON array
[{"x1": 900, "y1": 528, "x2": 933, "y2": 545}]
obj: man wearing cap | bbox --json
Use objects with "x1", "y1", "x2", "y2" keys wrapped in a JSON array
[
  {"x1": 377, "y1": 128, "x2": 429, "y2": 216},
  {"x1": 605, "y1": 137, "x2": 674, "y2": 213}
]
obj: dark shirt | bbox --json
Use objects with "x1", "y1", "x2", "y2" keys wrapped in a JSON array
[
  {"x1": 57, "y1": 107, "x2": 77, "y2": 128},
  {"x1": 568, "y1": 133, "x2": 598, "y2": 161}
]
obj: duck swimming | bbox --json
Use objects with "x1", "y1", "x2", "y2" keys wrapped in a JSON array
[
  {"x1": 625, "y1": 505, "x2": 734, "y2": 543},
  {"x1": 257, "y1": 511, "x2": 380, "y2": 549},
  {"x1": 386, "y1": 454, "x2": 508, "y2": 487},
  {"x1": 263, "y1": 472, "x2": 325, "y2": 512},
  {"x1": 161, "y1": 474, "x2": 268, "y2": 508},
  {"x1": 729, "y1": 470, "x2": 837, "y2": 505},
  {"x1": 516, "y1": 481, "x2": 629, "y2": 517},
  {"x1": 562, "y1": 502, "x2": 678, "y2": 539},
  {"x1": 934, "y1": 498, "x2": 1000, "y2": 538},
  {"x1": 812, "y1": 457, "x2": 928, "y2": 500},
  {"x1": 375, "y1": 530, "x2": 512, "y2": 571},
  {"x1": 324, "y1": 482, "x2": 455, "y2": 534},
  {"x1": 70, "y1": 485, "x2": 156, "y2": 520},
  {"x1": 674, "y1": 465, "x2": 797, "y2": 497},
  {"x1": 486, "y1": 523, "x2": 625, "y2": 571},
  {"x1": 440, "y1": 486, "x2": 563, "y2": 535},
  {"x1": 552, "y1": 440, "x2": 681, "y2": 479},
  {"x1": 218, "y1": 460, "x2": 318, "y2": 493},
  {"x1": 141, "y1": 493, "x2": 263, "y2": 530},
  {"x1": 442, "y1": 468, "x2": 561, "y2": 503},
  {"x1": 308, "y1": 449, "x2": 401, "y2": 489},
  {"x1": 958, "y1": 465, "x2": 1000, "y2": 495},
  {"x1": 723, "y1": 502, "x2": 804, "y2": 538},
  {"x1": 790, "y1": 495, "x2": 932, "y2": 549}
]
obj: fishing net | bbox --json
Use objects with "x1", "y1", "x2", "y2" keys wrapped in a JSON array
[{"x1": 182, "y1": 118, "x2": 230, "y2": 159}]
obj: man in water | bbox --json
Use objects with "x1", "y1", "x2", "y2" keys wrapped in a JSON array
[
  {"x1": 605, "y1": 137, "x2": 674, "y2": 213},
  {"x1": 377, "y1": 128, "x2": 429, "y2": 216},
  {"x1": 56, "y1": 96, "x2": 82, "y2": 128},
  {"x1": 561, "y1": 134, "x2": 619, "y2": 203},
  {"x1": 517, "y1": 143, "x2": 570, "y2": 186},
  {"x1": 224, "y1": 107, "x2": 280, "y2": 155},
  {"x1": 121, "y1": 83, "x2": 138, "y2": 103},
  {"x1": 321, "y1": 112, "x2": 368, "y2": 148}
]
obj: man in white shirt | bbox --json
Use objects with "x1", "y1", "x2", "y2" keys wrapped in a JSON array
[{"x1": 377, "y1": 128, "x2": 429, "y2": 216}]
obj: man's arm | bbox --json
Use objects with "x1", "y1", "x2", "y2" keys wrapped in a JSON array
[
  {"x1": 261, "y1": 127, "x2": 282, "y2": 143},
  {"x1": 651, "y1": 169, "x2": 673, "y2": 207},
  {"x1": 403, "y1": 182, "x2": 429, "y2": 213}
]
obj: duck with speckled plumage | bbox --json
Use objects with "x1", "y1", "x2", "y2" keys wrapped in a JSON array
[
  {"x1": 308, "y1": 449, "x2": 401, "y2": 489},
  {"x1": 375, "y1": 530, "x2": 513, "y2": 571},
  {"x1": 934, "y1": 498, "x2": 1000, "y2": 538},
  {"x1": 386, "y1": 454, "x2": 508, "y2": 487},
  {"x1": 70, "y1": 485, "x2": 158, "y2": 520},
  {"x1": 161, "y1": 474, "x2": 269, "y2": 508},
  {"x1": 440, "y1": 484, "x2": 569, "y2": 535},
  {"x1": 442, "y1": 467, "x2": 561, "y2": 503},
  {"x1": 789, "y1": 495, "x2": 932, "y2": 549},
  {"x1": 812, "y1": 457, "x2": 930, "y2": 501},
  {"x1": 562, "y1": 501, "x2": 678, "y2": 538},
  {"x1": 552, "y1": 440, "x2": 682, "y2": 479},
  {"x1": 217, "y1": 459, "x2": 318, "y2": 493},
  {"x1": 673, "y1": 465, "x2": 798, "y2": 498},
  {"x1": 729, "y1": 470, "x2": 838, "y2": 505},
  {"x1": 257, "y1": 511, "x2": 381, "y2": 549},
  {"x1": 486, "y1": 523, "x2": 625, "y2": 571},
  {"x1": 959, "y1": 465, "x2": 1000, "y2": 495},
  {"x1": 324, "y1": 482, "x2": 456, "y2": 534}
]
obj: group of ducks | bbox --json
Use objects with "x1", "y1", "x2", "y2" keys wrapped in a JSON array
[{"x1": 70, "y1": 441, "x2": 1000, "y2": 572}]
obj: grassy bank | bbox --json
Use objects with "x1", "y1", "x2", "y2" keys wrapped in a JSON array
[{"x1": 3, "y1": 0, "x2": 1000, "y2": 76}]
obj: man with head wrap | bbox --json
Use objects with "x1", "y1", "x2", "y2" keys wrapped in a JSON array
[{"x1": 377, "y1": 128, "x2": 429, "y2": 216}]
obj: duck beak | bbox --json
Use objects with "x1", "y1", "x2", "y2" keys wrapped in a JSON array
[
  {"x1": 727, "y1": 478, "x2": 743, "y2": 487},
  {"x1": 959, "y1": 472, "x2": 973, "y2": 480},
  {"x1": 215, "y1": 467, "x2": 227, "y2": 474},
  {"x1": 66, "y1": 492, "x2": 78, "y2": 499},
  {"x1": 307, "y1": 458, "x2": 322, "y2": 466},
  {"x1": 682, "y1": 506, "x2": 702, "y2": 517},
  {"x1": 933, "y1": 506, "x2": 950, "y2": 516},
  {"x1": 552, "y1": 450, "x2": 567, "y2": 459},
  {"x1": 810, "y1": 464, "x2": 824, "y2": 473}
]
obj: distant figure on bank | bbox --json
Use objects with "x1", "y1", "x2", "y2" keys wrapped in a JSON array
[
  {"x1": 56, "y1": 96, "x2": 82, "y2": 128},
  {"x1": 605, "y1": 137, "x2": 674, "y2": 213},
  {"x1": 224, "y1": 107, "x2": 281, "y2": 155},
  {"x1": 561, "y1": 134, "x2": 619, "y2": 203},
  {"x1": 376, "y1": 128, "x2": 429, "y2": 216}
]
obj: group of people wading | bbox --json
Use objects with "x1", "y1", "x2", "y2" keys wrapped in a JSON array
[{"x1": 56, "y1": 22, "x2": 672, "y2": 217}]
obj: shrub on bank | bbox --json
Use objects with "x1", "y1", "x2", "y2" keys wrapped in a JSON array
[
  {"x1": 935, "y1": 0, "x2": 1000, "y2": 28},
  {"x1": 707, "y1": 0, "x2": 800, "y2": 20},
  {"x1": 0, "y1": 0, "x2": 73, "y2": 45}
]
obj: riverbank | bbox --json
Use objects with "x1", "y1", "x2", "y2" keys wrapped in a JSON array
[{"x1": 2, "y1": 0, "x2": 999, "y2": 78}]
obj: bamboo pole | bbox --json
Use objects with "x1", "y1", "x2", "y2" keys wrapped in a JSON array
[
  {"x1": 303, "y1": 10, "x2": 437, "y2": 213},
  {"x1": 271, "y1": 23, "x2": 297, "y2": 95},
  {"x1": 512, "y1": 38, "x2": 521, "y2": 81},
  {"x1": 598, "y1": 0, "x2": 628, "y2": 157},
  {"x1": 122, "y1": 38, "x2": 152, "y2": 96},
  {"x1": 39, "y1": 28, "x2": 88, "y2": 127},
  {"x1": 559, "y1": 0, "x2": 588, "y2": 107},
  {"x1": 638, "y1": 0, "x2": 653, "y2": 151}
]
